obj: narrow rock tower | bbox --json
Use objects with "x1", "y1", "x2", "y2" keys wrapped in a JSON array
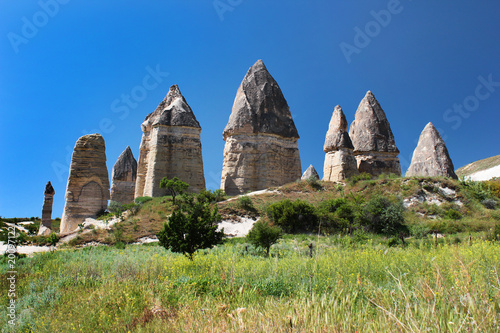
[
  {"x1": 323, "y1": 106, "x2": 359, "y2": 181},
  {"x1": 135, "y1": 85, "x2": 205, "y2": 197},
  {"x1": 406, "y1": 122, "x2": 457, "y2": 179},
  {"x1": 60, "y1": 134, "x2": 110, "y2": 234},
  {"x1": 348, "y1": 91, "x2": 401, "y2": 176},
  {"x1": 38, "y1": 181, "x2": 55, "y2": 236},
  {"x1": 221, "y1": 60, "x2": 302, "y2": 195},
  {"x1": 110, "y1": 146, "x2": 137, "y2": 204}
]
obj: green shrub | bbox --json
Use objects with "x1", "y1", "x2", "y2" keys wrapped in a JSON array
[
  {"x1": 238, "y1": 196, "x2": 255, "y2": 211},
  {"x1": 247, "y1": 220, "x2": 282, "y2": 256},
  {"x1": 197, "y1": 189, "x2": 227, "y2": 204},
  {"x1": 362, "y1": 196, "x2": 409, "y2": 237},
  {"x1": 47, "y1": 232, "x2": 59, "y2": 246},
  {"x1": 160, "y1": 177, "x2": 189, "y2": 204},
  {"x1": 482, "y1": 199, "x2": 497, "y2": 210},
  {"x1": 445, "y1": 209, "x2": 462, "y2": 220},
  {"x1": 108, "y1": 201, "x2": 125, "y2": 218},
  {"x1": 266, "y1": 199, "x2": 318, "y2": 233},
  {"x1": 348, "y1": 172, "x2": 372, "y2": 185},
  {"x1": 459, "y1": 179, "x2": 493, "y2": 201},
  {"x1": 317, "y1": 198, "x2": 356, "y2": 233}
]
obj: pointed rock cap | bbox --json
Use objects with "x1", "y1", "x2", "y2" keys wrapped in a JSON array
[
  {"x1": 142, "y1": 85, "x2": 200, "y2": 131},
  {"x1": 348, "y1": 91, "x2": 399, "y2": 153},
  {"x1": 112, "y1": 146, "x2": 138, "y2": 181},
  {"x1": 324, "y1": 105, "x2": 354, "y2": 152},
  {"x1": 44, "y1": 181, "x2": 55, "y2": 196},
  {"x1": 223, "y1": 59, "x2": 299, "y2": 140},
  {"x1": 406, "y1": 122, "x2": 457, "y2": 178},
  {"x1": 301, "y1": 164, "x2": 320, "y2": 180}
]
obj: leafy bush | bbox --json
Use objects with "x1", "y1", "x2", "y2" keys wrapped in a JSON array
[
  {"x1": 485, "y1": 180, "x2": 500, "y2": 198},
  {"x1": 266, "y1": 199, "x2": 318, "y2": 233},
  {"x1": 108, "y1": 201, "x2": 125, "y2": 218},
  {"x1": 459, "y1": 179, "x2": 493, "y2": 201},
  {"x1": 238, "y1": 196, "x2": 255, "y2": 211},
  {"x1": 135, "y1": 196, "x2": 153, "y2": 205},
  {"x1": 482, "y1": 199, "x2": 497, "y2": 210},
  {"x1": 362, "y1": 196, "x2": 408, "y2": 238},
  {"x1": 306, "y1": 177, "x2": 322, "y2": 191},
  {"x1": 197, "y1": 189, "x2": 227, "y2": 204},
  {"x1": 445, "y1": 209, "x2": 462, "y2": 220},
  {"x1": 317, "y1": 198, "x2": 356, "y2": 233},
  {"x1": 47, "y1": 232, "x2": 59, "y2": 246},
  {"x1": 247, "y1": 220, "x2": 282, "y2": 256},
  {"x1": 157, "y1": 200, "x2": 225, "y2": 259},
  {"x1": 409, "y1": 224, "x2": 431, "y2": 239}
]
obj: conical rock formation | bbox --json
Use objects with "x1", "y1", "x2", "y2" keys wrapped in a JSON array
[
  {"x1": 135, "y1": 85, "x2": 205, "y2": 197},
  {"x1": 38, "y1": 181, "x2": 55, "y2": 236},
  {"x1": 406, "y1": 122, "x2": 457, "y2": 179},
  {"x1": 111, "y1": 146, "x2": 137, "y2": 204},
  {"x1": 221, "y1": 60, "x2": 302, "y2": 195},
  {"x1": 349, "y1": 91, "x2": 401, "y2": 176},
  {"x1": 302, "y1": 165, "x2": 320, "y2": 181},
  {"x1": 60, "y1": 134, "x2": 110, "y2": 234},
  {"x1": 323, "y1": 106, "x2": 359, "y2": 181}
]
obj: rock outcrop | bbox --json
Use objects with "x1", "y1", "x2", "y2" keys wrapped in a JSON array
[
  {"x1": 38, "y1": 181, "x2": 55, "y2": 236},
  {"x1": 349, "y1": 91, "x2": 401, "y2": 176},
  {"x1": 60, "y1": 134, "x2": 110, "y2": 234},
  {"x1": 302, "y1": 165, "x2": 320, "y2": 181},
  {"x1": 110, "y1": 146, "x2": 137, "y2": 204},
  {"x1": 406, "y1": 122, "x2": 458, "y2": 179},
  {"x1": 135, "y1": 85, "x2": 205, "y2": 197},
  {"x1": 220, "y1": 60, "x2": 302, "y2": 195},
  {"x1": 323, "y1": 106, "x2": 359, "y2": 182}
]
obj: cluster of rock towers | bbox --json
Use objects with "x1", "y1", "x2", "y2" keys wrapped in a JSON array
[{"x1": 48, "y1": 59, "x2": 456, "y2": 234}]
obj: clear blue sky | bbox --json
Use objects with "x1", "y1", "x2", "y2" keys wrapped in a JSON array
[{"x1": 1, "y1": 0, "x2": 499, "y2": 218}]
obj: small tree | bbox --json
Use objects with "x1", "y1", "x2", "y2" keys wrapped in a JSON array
[
  {"x1": 157, "y1": 200, "x2": 225, "y2": 260},
  {"x1": 247, "y1": 220, "x2": 282, "y2": 256},
  {"x1": 47, "y1": 232, "x2": 59, "y2": 248},
  {"x1": 160, "y1": 177, "x2": 189, "y2": 204}
]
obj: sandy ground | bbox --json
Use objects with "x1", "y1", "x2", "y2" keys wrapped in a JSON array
[
  {"x1": 226, "y1": 189, "x2": 280, "y2": 202},
  {"x1": 467, "y1": 165, "x2": 500, "y2": 181}
]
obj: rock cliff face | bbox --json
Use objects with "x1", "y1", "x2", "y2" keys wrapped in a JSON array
[
  {"x1": 302, "y1": 165, "x2": 320, "y2": 181},
  {"x1": 135, "y1": 85, "x2": 205, "y2": 197},
  {"x1": 60, "y1": 134, "x2": 110, "y2": 234},
  {"x1": 348, "y1": 91, "x2": 401, "y2": 176},
  {"x1": 323, "y1": 106, "x2": 359, "y2": 182},
  {"x1": 221, "y1": 60, "x2": 302, "y2": 195},
  {"x1": 110, "y1": 146, "x2": 137, "y2": 204},
  {"x1": 38, "y1": 181, "x2": 55, "y2": 236},
  {"x1": 406, "y1": 122, "x2": 457, "y2": 179}
]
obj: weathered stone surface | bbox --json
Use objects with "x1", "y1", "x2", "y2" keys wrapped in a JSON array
[
  {"x1": 349, "y1": 91, "x2": 401, "y2": 176},
  {"x1": 302, "y1": 165, "x2": 320, "y2": 180},
  {"x1": 406, "y1": 122, "x2": 458, "y2": 179},
  {"x1": 38, "y1": 181, "x2": 54, "y2": 236},
  {"x1": 60, "y1": 134, "x2": 110, "y2": 234},
  {"x1": 110, "y1": 146, "x2": 137, "y2": 204},
  {"x1": 135, "y1": 85, "x2": 205, "y2": 197},
  {"x1": 323, "y1": 106, "x2": 359, "y2": 182},
  {"x1": 221, "y1": 60, "x2": 302, "y2": 195}
]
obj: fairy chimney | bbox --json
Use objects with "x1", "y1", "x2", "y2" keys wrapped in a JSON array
[
  {"x1": 110, "y1": 146, "x2": 137, "y2": 204},
  {"x1": 38, "y1": 181, "x2": 55, "y2": 236},
  {"x1": 135, "y1": 85, "x2": 205, "y2": 197},
  {"x1": 323, "y1": 105, "x2": 359, "y2": 181},
  {"x1": 220, "y1": 60, "x2": 302, "y2": 195}
]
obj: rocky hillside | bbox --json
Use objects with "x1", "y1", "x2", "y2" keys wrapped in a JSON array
[{"x1": 456, "y1": 155, "x2": 500, "y2": 180}]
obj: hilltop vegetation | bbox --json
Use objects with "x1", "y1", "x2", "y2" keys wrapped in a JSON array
[{"x1": 456, "y1": 154, "x2": 500, "y2": 178}]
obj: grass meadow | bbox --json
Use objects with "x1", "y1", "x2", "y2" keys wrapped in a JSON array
[{"x1": 1, "y1": 235, "x2": 500, "y2": 332}]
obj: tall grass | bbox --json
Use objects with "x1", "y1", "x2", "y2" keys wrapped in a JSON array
[{"x1": 1, "y1": 237, "x2": 500, "y2": 332}]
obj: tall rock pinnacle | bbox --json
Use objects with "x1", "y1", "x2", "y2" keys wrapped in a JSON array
[
  {"x1": 406, "y1": 122, "x2": 458, "y2": 179},
  {"x1": 135, "y1": 85, "x2": 205, "y2": 197},
  {"x1": 38, "y1": 181, "x2": 55, "y2": 236},
  {"x1": 111, "y1": 146, "x2": 137, "y2": 204},
  {"x1": 60, "y1": 134, "x2": 110, "y2": 234},
  {"x1": 323, "y1": 106, "x2": 359, "y2": 181},
  {"x1": 221, "y1": 60, "x2": 302, "y2": 195},
  {"x1": 348, "y1": 91, "x2": 401, "y2": 176}
]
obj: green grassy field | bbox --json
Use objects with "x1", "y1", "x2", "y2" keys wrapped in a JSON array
[{"x1": 2, "y1": 236, "x2": 500, "y2": 332}]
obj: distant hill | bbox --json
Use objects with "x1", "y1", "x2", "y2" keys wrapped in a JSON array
[{"x1": 456, "y1": 155, "x2": 500, "y2": 180}]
